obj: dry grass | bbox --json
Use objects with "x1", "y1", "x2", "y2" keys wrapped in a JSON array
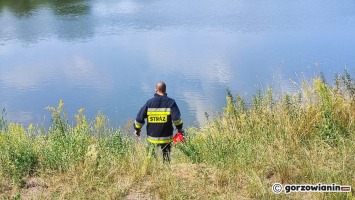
[{"x1": 1, "y1": 72, "x2": 355, "y2": 199}]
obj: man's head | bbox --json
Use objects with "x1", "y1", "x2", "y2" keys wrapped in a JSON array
[{"x1": 155, "y1": 82, "x2": 166, "y2": 95}]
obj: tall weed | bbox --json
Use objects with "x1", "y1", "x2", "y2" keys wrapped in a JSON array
[
  {"x1": 178, "y1": 72, "x2": 355, "y2": 198},
  {"x1": 0, "y1": 72, "x2": 354, "y2": 199}
]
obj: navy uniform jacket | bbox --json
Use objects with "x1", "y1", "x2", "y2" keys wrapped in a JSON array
[{"x1": 134, "y1": 93, "x2": 183, "y2": 144}]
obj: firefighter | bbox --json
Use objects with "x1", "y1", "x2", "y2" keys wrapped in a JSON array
[{"x1": 134, "y1": 82, "x2": 184, "y2": 162}]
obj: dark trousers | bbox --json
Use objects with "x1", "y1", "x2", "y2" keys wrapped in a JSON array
[{"x1": 147, "y1": 142, "x2": 171, "y2": 163}]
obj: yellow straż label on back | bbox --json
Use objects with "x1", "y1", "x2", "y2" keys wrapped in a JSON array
[{"x1": 148, "y1": 115, "x2": 168, "y2": 123}]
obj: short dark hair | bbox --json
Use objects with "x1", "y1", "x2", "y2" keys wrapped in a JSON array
[{"x1": 156, "y1": 82, "x2": 166, "y2": 93}]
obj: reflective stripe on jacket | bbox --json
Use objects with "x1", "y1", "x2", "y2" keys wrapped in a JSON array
[{"x1": 147, "y1": 136, "x2": 173, "y2": 144}]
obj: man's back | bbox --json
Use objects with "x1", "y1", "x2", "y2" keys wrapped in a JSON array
[{"x1": 135, "y1": 93, "x2": 182, "y2": 141}]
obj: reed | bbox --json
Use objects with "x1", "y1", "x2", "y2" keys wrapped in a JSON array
[{"x1": 0, "y1": 71, "x2": 354, "y2": 199}]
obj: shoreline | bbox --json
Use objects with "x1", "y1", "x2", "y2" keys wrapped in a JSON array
[{"x1": 1, "y1": 72, "x2": 354, "y2": 199}]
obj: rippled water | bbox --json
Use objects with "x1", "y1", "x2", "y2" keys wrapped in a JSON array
[{"x1": 1, "y1": 0, "x2": 355, "y2": 127}]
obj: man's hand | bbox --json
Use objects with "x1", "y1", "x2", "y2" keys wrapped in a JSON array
[
  {"x1": 178, "y1": 129, "x2": 185, "y2": 138},
  {"x1": 134, "y1": 129, "x2": 141, "y2": 137}
]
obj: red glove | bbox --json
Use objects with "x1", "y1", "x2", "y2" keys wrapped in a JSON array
[{"x1": 173, "y1": 131, "x2": 185, "y2": 143}]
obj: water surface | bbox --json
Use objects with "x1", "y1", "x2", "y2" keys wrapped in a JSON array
[{"x1": 1, "y1": 0, "x2": 355, "y2": 127}]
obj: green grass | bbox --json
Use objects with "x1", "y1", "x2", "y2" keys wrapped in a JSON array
[{"x1": 1, "y1": 71, "x2": 355, "y2": 199}]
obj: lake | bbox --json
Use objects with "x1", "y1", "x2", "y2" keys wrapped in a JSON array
[{"x1": 1, "y1": 0, "x2": 355, "y2": 128}]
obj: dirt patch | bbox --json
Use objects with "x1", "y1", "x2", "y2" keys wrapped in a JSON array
[
  {"x1": 125, "y1": 190, "x2": 160, "y2": 200},
  {"x1": 124, "y1": 179, "x2": 161, "y2": 200},
  {"x1": 0, "y1": 178, "x2": 11, "y2": 191},
  {"x1": 20, "y1": 177, "x2": 49, "y2": 199}
]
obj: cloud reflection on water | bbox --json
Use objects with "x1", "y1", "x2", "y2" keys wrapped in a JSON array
[{"x1": 1, "y1": 0, "x2": 355, "y2": 127}]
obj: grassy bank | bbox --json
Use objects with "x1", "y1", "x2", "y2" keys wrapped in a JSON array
[{"x1": 1, "y1": 72, "x2": 354, "y2": 199}]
